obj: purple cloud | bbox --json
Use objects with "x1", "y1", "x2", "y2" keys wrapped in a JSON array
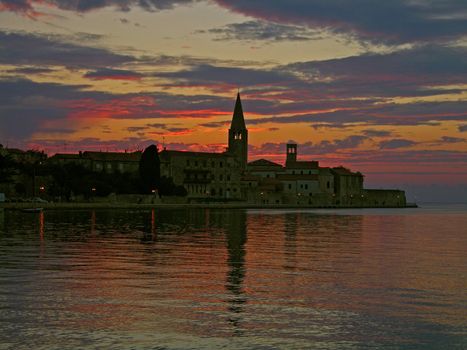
[{"x1": 379, "y1": 139, "x2": 416, "y2": 149}]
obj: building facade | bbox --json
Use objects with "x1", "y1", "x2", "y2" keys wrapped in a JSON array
[{"x1": 43, "y1": 93, "x2": 406, "y2": 207}]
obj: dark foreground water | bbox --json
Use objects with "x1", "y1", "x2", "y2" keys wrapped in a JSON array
[{"x1": 0, "y1": 205, "x2": 466, "y2": 350}]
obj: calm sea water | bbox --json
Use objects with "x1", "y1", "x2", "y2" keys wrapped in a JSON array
[{"x1": 0, "y1": 205, "x2": 466, "y2": 349}]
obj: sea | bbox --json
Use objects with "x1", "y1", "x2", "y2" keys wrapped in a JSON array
[{"x1": 0, "y1": 204, "x2": 466, "y2": 349}]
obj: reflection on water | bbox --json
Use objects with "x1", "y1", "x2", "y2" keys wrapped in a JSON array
[
  {"x1": 225, "y1": 210, "x2": 247, "y2": 334},
  {"x1": 0, "y1": 207, "x2": 466, "y2": 349}
]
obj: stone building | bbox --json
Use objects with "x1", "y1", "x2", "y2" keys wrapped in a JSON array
[
  {"x1": 41, "y1": 92, "x2": 406, "y2": 207},
  {"x1": 159, "y1": 92, "x2": 248, "y2": 200},
  {"x1": 48, "y1": 151, "x2": 142, "y2": 174}
]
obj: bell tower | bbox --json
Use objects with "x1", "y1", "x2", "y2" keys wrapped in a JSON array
[
  {"x1": 228, "y1": 92, "x2": 248, "y2": 168},
  {"x1": 286, "y1": 143, "x2": 297, "y2": 165}
]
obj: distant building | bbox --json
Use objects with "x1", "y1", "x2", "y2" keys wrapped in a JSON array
[
  {"x1": 0, "y1": 146, "x2": 46, "y2": 164},
  {"x1": 159, "y1": 93, "x2": 248, "y2": 200},
  {"x1": 48, "y1": 151, "x2": 142, "y2": 174},
  {"x1": 40, "y1": 92, "x2": 406, "y2": 207}
]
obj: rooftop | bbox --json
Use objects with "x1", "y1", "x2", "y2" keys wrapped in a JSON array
[{"x1": 248, "y1": 159, "x2": 283, "y2": 168}]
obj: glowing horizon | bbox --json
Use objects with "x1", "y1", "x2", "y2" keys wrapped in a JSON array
[{"x1": 0, "y1": 0, "x2": 466, "y2": 188}]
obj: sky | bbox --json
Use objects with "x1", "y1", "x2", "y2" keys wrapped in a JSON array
[{"x1": 0, "y1": 0, "x2": 466, "y2": 201}]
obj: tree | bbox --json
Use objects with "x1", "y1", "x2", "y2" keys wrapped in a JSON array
[
  {"x1": 139, "y1": 145, "x2": 160, "y2": 193},
  {"x1": 0, "y1": 154, "x2": 16, "y2": 183}
]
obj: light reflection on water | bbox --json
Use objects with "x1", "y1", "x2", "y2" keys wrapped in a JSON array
[{"x1": 0, "y1": 207, "x2": 466, "y2": 349}]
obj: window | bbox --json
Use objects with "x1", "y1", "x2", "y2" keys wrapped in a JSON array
[
  {"x1": 327, "y1": 181, "x2": 330, "y2": 189},
  {"x1": 203, "y1": 160, "x2": 207, "y2": 167},
  {"x1": 288, "y1": 184, "x2": 292, "y2": 190},
  {"x1": 186, "y1": 159, "x2": 190, "y2": 166},
  {"x1": 219, "y1": 174, "x2": 223, "y2": 181},
  {"x1": 301, "y1": 170, "x2": 303, "y2": 175},
  {"x1": 195, "y1": 160, "x2": 198, "y2": 167},
  {"x1": 227, "y1": 175, "x2": 231, "y2": 181},
  {"x1": 220, "y1": 161, "x2": 223, "y2": 168},
  {"x1": 305, "y1": 184, "x2": 308, "y2": 190}
]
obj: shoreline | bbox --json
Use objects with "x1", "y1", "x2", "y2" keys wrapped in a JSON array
[{"x1": 0, "y1": 202, "x2": 418, "y2": 210}]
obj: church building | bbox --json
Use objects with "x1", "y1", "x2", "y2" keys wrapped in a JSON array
[{"x1": 159, "y1": 93, "x2": 248, "y2": 200}]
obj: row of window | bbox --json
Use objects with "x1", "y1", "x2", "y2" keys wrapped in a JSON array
[
  {"x1": 185, "y1": 173, "x2": 232, "y2": 181},
  {"x1": 94, "y1": 162, "x2": 129, "y2": 171},
  {"x1": 288, "y1": 183, "x2": 310, "y2": 190},
  {"x1": 187, "y1": 185, "x2": 238, "y2": 196},
  {"x1": 186, "y1": 159, "x2": 227, "y2": 168}
]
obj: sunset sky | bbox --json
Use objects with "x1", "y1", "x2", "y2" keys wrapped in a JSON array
[{"x1": 1, "y1": 0, "x2": 466, "y2": 198}]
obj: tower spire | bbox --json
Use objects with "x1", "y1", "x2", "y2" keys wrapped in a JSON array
[
  {"x1": 228, "y1": 92, "x2": 248, "y2": 169},
  {"x1": 230, "y1": 92, "x2": 246, "y2": 130}
]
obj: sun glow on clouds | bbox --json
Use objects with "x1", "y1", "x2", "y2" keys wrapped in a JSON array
[{"x1": 1, "y1": 0, "x2": 466, "y2": 187}]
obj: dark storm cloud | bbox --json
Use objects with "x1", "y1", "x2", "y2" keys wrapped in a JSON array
[
  {"x1": 0, "y1": 31, "x2": 133, "y2": 69},
  {"x1": 214, "y1": 0, "x2": 467, "y2": 44},
  {"x1": 379, "y1": 139, "x2": 417, "y2": 149},
  {"x1": 199, "y1": 20, "x2": 323, "y2": 42}
]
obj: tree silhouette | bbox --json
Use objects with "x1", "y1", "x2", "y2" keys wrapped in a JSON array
[{"x1": 139, "y1": 145, "x2": 161, "y2": 194}]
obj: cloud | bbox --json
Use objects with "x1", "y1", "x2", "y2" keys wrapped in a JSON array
[
  {"x1": 11, "y1": 66, "x2": 55, "y2": 74},
  {"x1": 361, "y1": 129, "x2": 392, "y2": 137},
  {"x1": 198, "y1": 121, "x2": 229, "y2": 128},
  {"x1": 213, "y1": 0, "x2": 467, "y2": 44},
  {"x1": 0, "y1": 31, "x2": 133, "y2": 69},
  {"x1": 126, "y1": 126, "x2": 149, "y2": 132},
  {"x1": 379, "y1": 139, "x2": 416, "y2": 149},
  {"x1": 285, "y1": 45, "x2": 467, "y2": 95},
  {"x1": 440, "y1": 136, "x2": 465, "y2": 143},
  {"x1": 0, "y1": 78, "x2": 117, "y2": 139},
  {"x1": 4, "y1": 1, "x2": 466, "y2": 45},
  {"x1": 199, "y1": 20, "x2": 323, "y2": 42},
  {"x1": 83, "y1": 68, "x2": 143, "y2": 81},
  {"x1": 157, "y1": 64, "x2": 297, "y2": 87},
  {"x1": 250, "y1": 135, "x2": 368, "y2": 158},
  {"x1": 0, "y1": 0, "x2": 199, "y2": 16}
]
